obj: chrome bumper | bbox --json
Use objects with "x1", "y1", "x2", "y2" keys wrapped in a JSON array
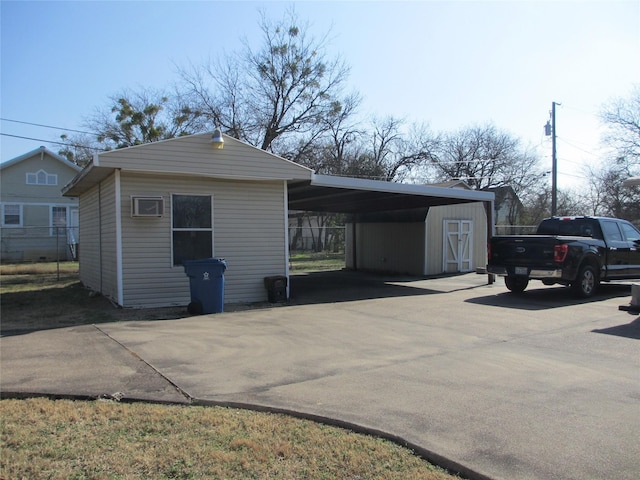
[
  {"x1": 487, "y1": 266, "x2": 563, "y2": 279},
  {"x1": 529, "y1": 269, "x2": 563, "y2": 279}
]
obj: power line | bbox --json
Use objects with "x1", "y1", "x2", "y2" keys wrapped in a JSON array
[
  {"x1": 0, "y1": 117, "x2": 94, "y2": 136},
  {"x1": 557, "y1": 137, "x2": 601, "y2": 158},
  {"x1": 0, "y1": 133, "x2": 104, "y2": 152}
]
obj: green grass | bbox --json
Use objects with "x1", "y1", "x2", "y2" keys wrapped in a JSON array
[
  {"x1": 290, "y1": 251, "x2": 345, "y2": 272},
  {"x1": 1, "y1": 398, "x2": 461, "y2": 480}
]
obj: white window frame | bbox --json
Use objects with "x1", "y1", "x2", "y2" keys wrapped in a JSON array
[
  {"x1": 170, "y1": 193, "x2": 214, "y2": 267},
  {"x1": 26, "y1": 169, "x2": 57, "y2": 186},
  {"x1": 50, "y1": 205, "x2": 68, "y2": 236},
  {"x1": 2, "y1": 203, "x2": 23, "y2": 227}
]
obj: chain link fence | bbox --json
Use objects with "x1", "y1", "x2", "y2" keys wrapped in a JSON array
[
  {"x1": 288, "y1": 225, "x2": 345, "y2": 254},
  {"x1": 1, "y1": 226, "x2": 78, "y2": 263},
  {"x1": 494, "y1": 225, "x2": 538, "y2": 235}
]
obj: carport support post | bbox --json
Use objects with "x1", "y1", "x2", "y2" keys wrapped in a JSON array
[
  {"x1": 351, "y1": 219, "x2": 357, "y2": 271},
  {"x1": 484, "y1": 200, "x2": 495, "y2": 285}
]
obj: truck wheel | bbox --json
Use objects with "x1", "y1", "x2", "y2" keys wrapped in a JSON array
[
  {"x1": 505, "y1": 276, "x2": 529, "y2": 293},
  {"x1": 571, "y1": 264, "x2": 599, "y2": 298}
]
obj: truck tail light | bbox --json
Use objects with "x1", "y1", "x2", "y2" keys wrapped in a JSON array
[{"x1": 554, "y1": 244, "x2": 569, "y2": 263}]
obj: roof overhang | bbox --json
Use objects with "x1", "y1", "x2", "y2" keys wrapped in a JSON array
[
  {"x1": 288, "y1": 173, "x2": 494, "y2": 214},
  {"x1": 62, "y1": 161, "x2": 113, "y2": 197}
]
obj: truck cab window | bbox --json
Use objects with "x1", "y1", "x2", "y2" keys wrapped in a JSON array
[{"x1": 601, "y1": 221, "x2": 623, "y2": 242}]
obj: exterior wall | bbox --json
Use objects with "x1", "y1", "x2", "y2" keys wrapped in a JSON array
[
  {"x1": 98, "y1": 134, "x2": 312, "y2": 182},
  {"x1": 1, "y1": 150, "x2": 79, "y2": 262},
  {"x1": 78, "y1": 176, "x2": 119, "y2": 301},
  {"x1": 118, "y1": 172, "x2": 288, "y2": 308},
  {"x1": 425, "y1": 202, "x2": 487, "y2": 275},
  {"x1": 345, "y1": 222, "x2": 426, "y2": 276},
  {"x1": 78, "y1": 183, "x2": 101, "y2": 291},
  {"x1": 345, "y1": 202, "x2": 488, "y2": 277}
]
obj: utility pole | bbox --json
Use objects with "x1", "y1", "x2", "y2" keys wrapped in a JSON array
[{"x1": 545, "y1": 102, "x2": 559, "y2": 216}]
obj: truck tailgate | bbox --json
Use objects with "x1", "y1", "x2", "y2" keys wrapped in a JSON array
[{"x1": 490, "y1": 235, "x2": 558, "y2": 267}]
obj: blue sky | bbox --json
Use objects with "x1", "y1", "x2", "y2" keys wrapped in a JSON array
[{"x1": 2, "y1": 1, "x2": 639, "y2": 190}]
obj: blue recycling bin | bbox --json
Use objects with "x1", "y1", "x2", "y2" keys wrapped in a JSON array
[{"x1": 183, "y1": 258, "x2": 227, "y2": 314}]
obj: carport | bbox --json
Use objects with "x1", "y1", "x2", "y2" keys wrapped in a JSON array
[{"x1": 287, "y1": 173, "x2": 495, "y2": 279}]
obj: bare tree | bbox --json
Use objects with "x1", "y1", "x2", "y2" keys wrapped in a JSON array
[
  {"x1": 179, "y1": 9, "x2": 351, "y2": 155},
  {"x1": 600, "y1": 84, "x2": 640, "y2": 168},
  {"x1": 582, "y1": 85, "x2": 640, "y2": 223},
  {"x1": 428, "y1": 124, "x2": 541, "y2": 191},
  {"x1": 584, "y1": 159, "x2": 640, "y2": 221}
]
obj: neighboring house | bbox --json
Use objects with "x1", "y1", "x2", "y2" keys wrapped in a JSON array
[
  {"x1": 344, "y1": 181, "x2": 489, "y2": 276},
  {"x1": 485, "y1": 185, "x2": 524, "y2": 228},
  {"x1": 1, "y1": 146, "x2": 81, "y2": 262},
  {"x1": 623, "y1": 177, "x2": 640, "y2": 187},
  {"x1": 63, "y1": 132, "x2": 494, "y2": 308}
]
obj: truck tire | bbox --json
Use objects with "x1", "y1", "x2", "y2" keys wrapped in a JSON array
[
  {"x1": 505, "y1": 276, "x2": 529, "y2": 294},
  {"x1": 571, "y1": 264, "x2": 599, "y2": 298}
]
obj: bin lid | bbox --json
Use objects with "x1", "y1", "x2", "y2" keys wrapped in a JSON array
[{"x1": 183, "y1": 258, "x2": 227, "y2": 270}]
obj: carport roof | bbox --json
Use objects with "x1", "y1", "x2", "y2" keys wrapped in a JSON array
[{"x1": 288, "y1": 174, "x2": 494, "y2": 214}]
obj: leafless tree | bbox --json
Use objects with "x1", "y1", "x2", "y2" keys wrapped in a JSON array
[
  {"x1": 179, "y1": 9, "x2": 351, "y2": 156},
  {"x1": 600, "y1": 84, "x2": 640, "y2": 169}
]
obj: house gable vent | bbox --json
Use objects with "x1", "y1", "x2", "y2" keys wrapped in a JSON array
[{"x1": 131, "y1": 196, "x2": 164, "y2": 217}]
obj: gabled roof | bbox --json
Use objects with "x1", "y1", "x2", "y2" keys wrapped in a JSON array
[
  {"x1": 623, "y1": 176, "x2": 640, "y2": 187},
  {"x1": 63, "y1": 132, "x2": 313, "y2": 196},
  {"x1": 1, "y1": 146, "x2": 82, "y2": 172}
]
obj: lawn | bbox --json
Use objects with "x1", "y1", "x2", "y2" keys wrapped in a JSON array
[
  {"x1": 289, "y1": 251, "x2": 345, "y2": 271},
  {"x1": 0, "y1": 262, "x2": 462, "y2": 480},
  {"x1": 0, "y1": 398, "x2": 459, "y2": 480}
]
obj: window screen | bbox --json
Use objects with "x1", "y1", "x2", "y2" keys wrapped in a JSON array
[{"x1": 172, "y1": 195, "x2": 213, "y2": 266}]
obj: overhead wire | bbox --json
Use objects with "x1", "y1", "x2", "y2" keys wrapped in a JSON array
[
  {"x1": 0, "y1": 117, "x2": 106, "y2": 153},
  {"x1": 0, "y1": 117, "x2": 95, "y2": 136}
]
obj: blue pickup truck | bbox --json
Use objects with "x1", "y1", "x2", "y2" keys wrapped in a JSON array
[{"x1": 487, "y1": 216, "x2": 640, "y2": 297}]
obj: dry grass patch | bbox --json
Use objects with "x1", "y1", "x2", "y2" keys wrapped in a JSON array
[
  {"x1": 1, "y1": 398, "x2": 460, "y2": 480},
  {"x1": 0, "y1": 262, "x2": 188, "y2": 334}
]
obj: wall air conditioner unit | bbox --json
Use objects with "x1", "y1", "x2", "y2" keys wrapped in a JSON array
[{"x1": 131, "y1": 196, "x2": 164, "y2": 217}]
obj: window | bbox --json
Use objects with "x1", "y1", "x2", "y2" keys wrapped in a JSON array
[
  {"x1": 52, "y1": 206, "x2": 67, "y2": 226},
  {"x1": 601, "y1": 221, "x2": 623, "y2": 242},
  {"x1": 2, "y1": 204, "x2": 22, "y2": 226},
  {"x1": 620, "y1": 222, "x2": 640, "y2": 243},
  {"x1": 51, "y1": 206, "x2": 67, "y2": 235},
  {"x1": 26, "y1": 169, "x2": 57, "y2": 185},
  {"x1": 172, "y1": 194, "x2": 213, "y2": 266}
]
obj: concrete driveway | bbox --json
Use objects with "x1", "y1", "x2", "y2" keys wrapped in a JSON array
[{"x1": 2, "y1": 272, "x2": 639, "y2": 480}]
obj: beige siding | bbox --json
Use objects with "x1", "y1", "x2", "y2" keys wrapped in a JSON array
[
  {"x1": 119, "y1": 172, "x2": 287, "y2": 308},
  {"x1": 0, "y1": 152, "x2": 79, "y2": 205},
  {"x1": 345, "y1": 222, "x2": 426, "y2": 276},
  {"x1": 78, "y1": 184, "x2": 101, "y2": 291},
  {"x1": 78, "y1": 176, "x2": 118, "y2": 301},
  {"x1": 99, "y1": 134, "x2": 312, "y2": 182},
  {"x1": 425, "y1": 203, "x2": 487, "y2": 275}
]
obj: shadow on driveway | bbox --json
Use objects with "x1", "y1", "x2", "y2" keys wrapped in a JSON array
[
  {"x1": 592, "y1": 316, "x2": 640, "y2": 340},
  {"x1": 465, "y1": 281, "x2": 633, "y2": 311},
  {"x1": 288, "y1": 269, "x2": 481, "y2": 305}
]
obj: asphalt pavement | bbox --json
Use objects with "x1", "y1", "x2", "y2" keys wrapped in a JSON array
[{"x1": 2, "y1": 271, "x2": 639, "y2": 480}]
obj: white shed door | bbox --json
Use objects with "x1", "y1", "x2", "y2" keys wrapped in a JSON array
[{"x1": 443, "y1": 220, "x2": 473, "y2": 273}]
